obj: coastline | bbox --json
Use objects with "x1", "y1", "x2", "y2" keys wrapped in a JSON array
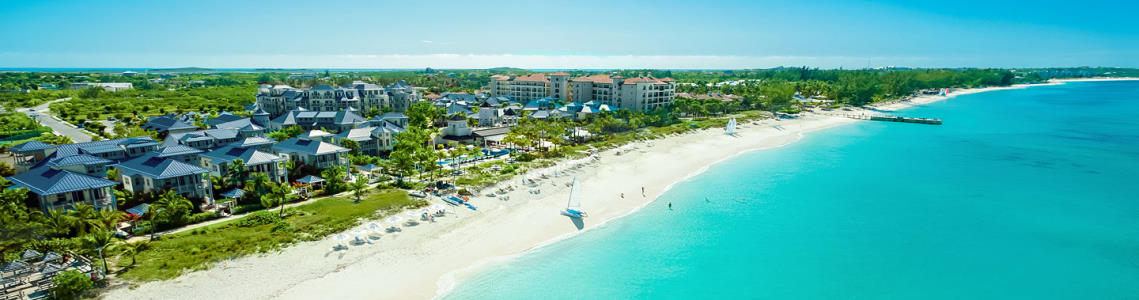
[{"x1": 104, "y1": 79, "x2": 1110, "y2": 300}]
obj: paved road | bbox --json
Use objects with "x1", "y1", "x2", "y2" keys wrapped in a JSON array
[{"x1": 15, "y1": 97, "x2": 95, "y2": 143}]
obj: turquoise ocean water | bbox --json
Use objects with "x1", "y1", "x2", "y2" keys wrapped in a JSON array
[{"x1": 444, "y1": 81, "x2": 1139, "y2": 299}]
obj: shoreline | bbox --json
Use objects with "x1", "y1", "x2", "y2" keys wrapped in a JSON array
[{"x1": 104, "y1": 79, "x2": 1104, "y2": 300}]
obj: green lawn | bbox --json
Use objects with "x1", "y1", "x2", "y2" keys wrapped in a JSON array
[{"x1": 115, "y1": 189, "x2": 425, "y2": 282}]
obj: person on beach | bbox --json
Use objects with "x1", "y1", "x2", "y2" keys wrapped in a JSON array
[
  {"x1": 642, "y1": 186, "x2": 645, "y2": 196},
  {"x1": 621, "y1": 193, "x2": 624, "y2": 198}
]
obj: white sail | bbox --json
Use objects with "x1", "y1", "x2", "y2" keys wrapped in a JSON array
[
  {"x1": 725, "y1": 118, "x2": 737, "y2": 135},
  {"x1": 567, "y1": 176, "x2": 581, "y2": 208}
]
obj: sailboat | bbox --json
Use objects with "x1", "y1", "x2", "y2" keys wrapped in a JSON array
[
  {"x1": 561, "y1": 176, "x2": 587, "y2": 218},
  {"x1": 724, "y1": 118, "x2": 737, "y2": 135}
]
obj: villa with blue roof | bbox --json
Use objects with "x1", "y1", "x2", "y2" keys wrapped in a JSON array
[
  {"x1": 272, "y1": 138, "x2": 350, "y2": 169},
  {"x1": 7, "y1": 166, "x2": 118, "y2": 212},
  {"x1": 269, "y1": 107, "x2": 369, "y2": 133},
  {"x1": 115, "y1": 153, "x2": 213, "y2": 204},
  {"x1": 200, "y1": 145, "x2": 288, "y2": 183}
]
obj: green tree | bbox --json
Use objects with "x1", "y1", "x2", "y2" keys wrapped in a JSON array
[
  {"x1": 244, "y1": 172, "x2": 271, "y2": 200},
  {"x1": 50, "y1": 270, "x2": 94, "y2": 300},
  {"x1": 227, "y1": 159, "x2": 247, "y2": 187},
  {"x1": 85, "y1": 229, "x2": 115, "y2": 273},
  {"x1": 67, "y1": 203, "x2": 99, "y2": 236},
  {"x1": 153, "y1": 190, "x2": 193, "y2": 228},
  {"x1": 115, "y1": 241, "x2": 150, "y2": 266},
  {"x1": 406, "y1": 101, "x2": 439, "y2": 128},
  {"x1": 339, "y1": 138, "x2": 360, "y2": 154},
  {"x1": 348, "y1": 175, "x2": 369, "y2": 203},
  {"x1": 263, "y1": 181, "x2": 294, "y2": 216},
  {"x1": 320, "y1": 166, "x2": 348, "y2": 194}
]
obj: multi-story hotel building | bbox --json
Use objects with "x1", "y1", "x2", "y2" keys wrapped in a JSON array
[
  {"x1": 255, "y1": 81, "x2": 421, "y2": 117},
  {"x1": 488, "y1": 73, "x2": 676, "y2": 111}
]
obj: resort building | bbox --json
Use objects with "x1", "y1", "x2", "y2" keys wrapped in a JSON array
[
  {"x1": 114, "y1": 153, "x2": 213, "y2": 203},
  {"x1": 271, "y1": 138, "x2": 350, "y2": 169},
  {"x1": 200, "y1": 145, "x2": 288, "y2": 183},
  {"x1": 152, "y1": 145, "x2": 205, "y2": 164},
  {"x1": 143, "y1": 115, "x2": 199, "y2": 136},
  {"x1": 6, "y1": 165, "x2": 118, "y2": 212},
  {"x1": 269, "y1": 107, "x2": 369, "y2": 133},
  {"x1": 488, "y1": 73, "x2": 676, "y2": 111},
  {"x1": 165, "y1": 129, "x2": 244, "y2": 150},
  {"x1": 254, "y1": 81, "x2": 422, "y2": 117},
  {"x1": 70, "y1": 82, "x2": 133, "y2": 92},
  {"x1": 332, "y1": 121, "x2": 406, "y2": 156}
]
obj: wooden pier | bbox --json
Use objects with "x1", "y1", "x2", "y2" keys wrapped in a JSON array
[{"x1": 827, "y1": 113, "x2": 943, "y2": 125}]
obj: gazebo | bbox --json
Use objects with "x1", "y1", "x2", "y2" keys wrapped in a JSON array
[
  {"x1": 220, "y1": 188, "x2": 246, "y2": 200},
  {"x1": 358, "y1": 164, "x2": 381, "y2": 173},
  {"x1": 295, "y1": 175, "x2": 325, "y2": 190}
]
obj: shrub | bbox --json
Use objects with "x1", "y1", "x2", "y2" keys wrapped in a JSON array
[
  {"x1": 51, "y1": 270, "x2": 93, "y2": 300},
  {"x1": 270, "y1": 221, "x2": 295, "y2": 233},
  {"x1": 186, "y1": 211, "x2": 218, "y2": 224},
  {"x1": 234, "y1": 211, "x2": 282, "y2": 227}
]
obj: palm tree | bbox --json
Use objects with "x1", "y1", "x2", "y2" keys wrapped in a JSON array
[
  {"x1": 67, "y1": 203, "x2": 99, "y2": 236},
  {"x1": 264, "y1": 182, "x2": 293, "y2": 216},
  {"x1": 320, "y1": 166, "x2": 347, "y2": 194},
  {"x1": 44, "y1": 209, "x2": 75, "y2": 237},
  {"x1": 114, "y1": 241, "x2": 150, "y2": 266},
  {"x1": 284, "y1": 160, "x2": 297, "y2": 182},
  {"x1": 86, "y1": 230, "x2": 115, "y2": 273},
  {"x1": 93, "y1": 209, "x2": 125, "y2": 231},
  {"x1": 228, "y1": 159, "x2": 247, "y2": 187},
  {"x1": 245, "y1": 172, "x2": 270, "y2": 197},
  {"x1": 349, "y1": 175, "x2": 368, "y2": 203}
]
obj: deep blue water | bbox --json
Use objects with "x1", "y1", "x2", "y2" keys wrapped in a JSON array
[{"x1": 444, "y1": 81, "x2": 1139, "y2": 299}]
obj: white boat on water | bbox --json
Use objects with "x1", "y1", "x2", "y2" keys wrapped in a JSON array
[{"x1": 561, "y1": 176, "x2": 587, "y2": 218}]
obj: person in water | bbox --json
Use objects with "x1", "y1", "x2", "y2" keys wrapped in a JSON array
[{"x1": 668, "y1": 202, "x2": 672, "y2": 210}]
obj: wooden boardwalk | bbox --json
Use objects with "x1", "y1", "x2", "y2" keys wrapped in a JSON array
[{"x1": 826, "y1": 113, "x2": 943, "y2": 125}]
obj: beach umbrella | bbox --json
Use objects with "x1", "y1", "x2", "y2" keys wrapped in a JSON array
[
  {"x1": 333, "y1": 233, "x2": 350, "y2": 243},
  {"x1": 42, "y1": 252, "x2": 63, "y2": 263},
  {"x1": 39, "y1": 263, "x2": 64, "y2": 275},
  {"x1": 350, "y1": 228, "x2": 367, "y2": 237},
  {"x1": 385, "y1": 216, "x2": 403, "y2": 224},
  {"x1": 21, "y1": 249, "x2": 42, "y2": 261},
  {"x1": 406, "y1": 211, "x2": 422, "y2": 219},
  {"x1": 2, "y1": 260, "x2": 29, "y2": 273},
  {"x1": 365, "y1": 222, "x2": 383, "y2": 232}
]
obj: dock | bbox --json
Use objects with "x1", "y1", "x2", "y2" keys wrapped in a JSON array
[{"x1": 827, "y1": 113, "x2": 943, "y2": 125}]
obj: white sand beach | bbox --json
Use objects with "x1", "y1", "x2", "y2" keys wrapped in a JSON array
[{"x1": 105, "y1": 79, "x2": 1116, "y2": 300}]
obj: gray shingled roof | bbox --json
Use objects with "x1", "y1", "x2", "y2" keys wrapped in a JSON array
[
  {"x1": 9, "y1": 140, "x2": 56, "y2": 152},
  {"x1": 145, "y1": 115, "x2": 197, "y2": 132},
  {"x1": 272, "y1": 138, "x2": 349, "y2": 156},
  {"x1": 46, "y1": 154, "x2": 111, "y2": 168},
  {"x1": 205, "y1": 112, "x2": 246, "y2": 126},
  {"x1": 154, "y1": 145, "x2": 204, "y2": 158},
  {"x1": 6, "y1": 167, "x2": 117, "y2": 195},
  {"x1": 231, "y1": 136, "x2": 276, "y2": 149},
  {"x1": 114, "y1": 153, "x2": 209, "y2": 179},
  {"x1": 50, "y1": 137, "x2": 158, "y2": 158},
  {"x1": 201, "y1": 145, "x2": 285, "y2": 166}
]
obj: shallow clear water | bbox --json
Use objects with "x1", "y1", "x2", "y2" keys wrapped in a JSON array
[{"x1": 443, "y1": 81, "x2": 1139, "y2": 299}]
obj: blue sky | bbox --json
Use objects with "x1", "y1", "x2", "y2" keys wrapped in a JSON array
[{"x1": 1, "y1": 0, "x2": 1136, "y2": 69}]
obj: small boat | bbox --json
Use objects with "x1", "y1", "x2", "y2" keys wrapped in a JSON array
[
  {"x1": 560, "y1": 177, "x2": 587, "y2": 218},
  {"x1": 408, "y1": 191, "x2": 426, "y2": 198},
  {"x1": 724, "y1": 118, "x2": 737, "y2": 135}
]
